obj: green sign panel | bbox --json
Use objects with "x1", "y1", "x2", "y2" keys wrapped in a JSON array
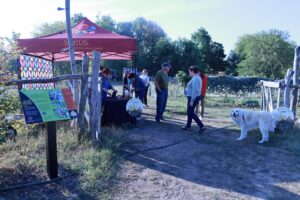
[{"x1": 19, "y1": 89, "x2": 77, "y2": 124}]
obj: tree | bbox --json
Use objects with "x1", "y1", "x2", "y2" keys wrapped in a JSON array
[
  {"x1": 235, "y1": 29, "x2": 295, "y2": 79},
  {"x1": 116, "y1": 22, "x2": 134, "y2": 37},
  {"x1": 96, "y1": 14, "x2": 116, "y2": 32},
  {"x1": 191, "y1": 27, "x2": 227, "y2": 73},
  {"x1": 0, "y1": 32, "x2": 20, "y2": 73},
  {"x1": 31, "y1": 21, "x2": 65, "y2": 37},
  {"x1": 209, "y1": 41, "x2": 227, "y2": 73},
  {"x1": 191, "y1": 27, "x2": 211, "y2": 67},
  {"x1": 225, "y1": 50, "x2": 240, "y2": 76},
  {"x1": 31, "y1": 13, "x2": 84, "y2": 37},
  {"x1": 132, "y1": 17, "x2": 166, "y2": 73},
  {"x1": 71, "y1": 13, "x2": 85, "y2": 24},
  {"x1": 173, "y1": 38, "x2": 202, "y2": 74},
  {"x1": 153, "y1": 38, "x2": 176, "y2": 74}
]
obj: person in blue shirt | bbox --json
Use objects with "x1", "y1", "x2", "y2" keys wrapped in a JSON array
[
  {"x1": 101, "y1": 68, "x2": 117, "y2": 107},
  {"x1": 128, "y1": 73, "x2": 146, "y2": 101},
  {"x1": 182, "y1": 65, "x2": 205, "y2": 133}
]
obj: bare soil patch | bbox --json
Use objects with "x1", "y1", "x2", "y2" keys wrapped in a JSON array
[{"x1": 113, "y1": 105, "x2": 300, "y2": 200}]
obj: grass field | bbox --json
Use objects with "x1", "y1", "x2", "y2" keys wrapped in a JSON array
[{"x1": 0, "y1": 81, "x2": 300, "y2": 199}]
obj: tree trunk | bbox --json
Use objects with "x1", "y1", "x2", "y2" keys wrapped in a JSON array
[
  {"x1": 291, "y1": 46, "x2": 300, "y2": 118},
  {"x1": 65, "y1": 0, "x2": 79, "y2": 108},
  {"x1": 89, "y1": 51, "x2": 101, "y2": 141},
  {"x1": 78, "y1": 55, "x2": 89, "y2": 141}
]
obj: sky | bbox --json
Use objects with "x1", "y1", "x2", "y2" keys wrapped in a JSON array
[{"x1": 1, "y1": 0, "x2": 299, "y2": 54}]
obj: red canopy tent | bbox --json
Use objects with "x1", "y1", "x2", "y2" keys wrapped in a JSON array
[{"x1": 18, "y1": 17, "x2": 136, "y2": 61}]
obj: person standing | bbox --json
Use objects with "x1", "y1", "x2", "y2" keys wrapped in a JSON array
[
  {"x1": 101, "y1": 68, "x2": 117, "y2": 107},
  {"x1": 155, "y1": 62, "x2": 171, "y2": 123},
  {"x1": 195, "y1": 71, "x2": 208, "y2": 119},
  {"x1": 128, "y1": 73, "x2": 146, "y2": 101},
  {"x1": 139, "y1": 69, "x2": 150, "y2": 106},
  {"x1": 122, "y1": 71, "x2": 130, "y2": 97},
  {"x1": 182, "y1": 65, "x2": 205, "y2": 133}
]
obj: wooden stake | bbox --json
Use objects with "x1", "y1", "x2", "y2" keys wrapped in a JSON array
[
  {"x1": 89, "y1": 51, "x2": 101, "y2": 141},
  {"x1": 291, "y1": 46, "x2": 300, "y2": 117},
  {"x1": 78, "y1": 55, "x2": 89, "y2": 140}
]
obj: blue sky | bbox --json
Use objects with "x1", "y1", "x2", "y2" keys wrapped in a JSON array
[{"x1": 1, "y1": 0, "x2": 299, "y2": 54}]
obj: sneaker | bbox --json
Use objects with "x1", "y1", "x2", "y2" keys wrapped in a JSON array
[
  {"x1": 181, "y1": 126, "x2": 191, "y2": 131},
  {"x1": 160, "y1": 117, "x2": 166, "y2": 121},
  {"x1": 198, "y1": 126, "x2": 206, "y2": 133}
]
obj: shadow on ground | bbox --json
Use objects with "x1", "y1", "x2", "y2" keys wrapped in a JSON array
[{"x1": 117, "y1": 110, "x2": 300, "y2": 199}]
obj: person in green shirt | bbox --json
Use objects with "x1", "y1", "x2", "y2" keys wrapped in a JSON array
[{"x1": 155, "y1": 62, "x2": 171, "y2": 123}]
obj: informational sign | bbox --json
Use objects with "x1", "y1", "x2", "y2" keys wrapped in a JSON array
[
  {"x1": 61, "y1": 88, "x2": 78, "y2": 119},
  {"x1": 19, "y1": 55, "x2": 54, "y2": 90},
  {"x1": 19, "y1": 88, "x2": 78, "y2": 124}
]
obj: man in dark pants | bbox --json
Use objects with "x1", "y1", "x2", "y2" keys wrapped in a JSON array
[{"x1": 155, "y1": 62, "x2": 171, "y2": 123}]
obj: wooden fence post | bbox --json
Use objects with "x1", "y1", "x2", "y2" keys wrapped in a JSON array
[
  {"x1": 89, "y1": 51, "x2": 101, "y2": 141},
  {"x1": 291, "y1": 46, "x2": 300, "y2": 117},
  {"x1": 78, "y1": 55, "x2": 89, "y2": 140},
  {"x1": 284, "y1": 69, "x2": 293, "y2": 108}
]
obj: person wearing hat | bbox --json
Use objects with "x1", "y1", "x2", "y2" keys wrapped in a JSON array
[{"x1": 154, "y1": 62, "x2": 171, "y2": 123}]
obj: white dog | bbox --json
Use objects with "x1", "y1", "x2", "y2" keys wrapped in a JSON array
[{"x1": 230, "y1": 108, "x2": 276, "y2": 143}]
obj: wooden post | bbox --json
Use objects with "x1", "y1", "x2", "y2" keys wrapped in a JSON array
[
  {"x1": 284, "y1": 69, "x2": 293, "y2": 108},
  {"x1": 277, "y1": 88, "x2": 281, "y2": 108},
  {"x1": 97, "y1": 77, "x2": 102, "y2": 140},
  {"x1": 65, "y1": 0, "x2": 79, "y2": 108},
  {"x1": 268, "y1": 88, "x2": 273, "y2": 111},
  {"x1": 89, "y1": 51, "x2": 101, "y2": 141},
  {"x1": 261, "y1": 86, "x2": 265, "y2": 110},
  {"x1": 78, "y1": 55, "x2": 89, "y2": 140},
  {"x1": 46, "y1": 122, "x2": 58, "y2": 179},
  {"x1": 291, "y1": 46, "x2": 300, "y2": 117}
]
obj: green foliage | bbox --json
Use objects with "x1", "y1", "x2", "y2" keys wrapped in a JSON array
[
  {"x1": 31, "y1": 13, "x2": 85, "y2": 37},
  {"x1": 235, "y1": 29, "x2": 295, "y2": 79},
  {"x1": 116, "y1": 22, "x2": 134, "y2": 37},
  {"x1": 175, "y1": 71, "x2": 190, "y2": 86},
  {"x1": 191, "y1": 27, "x2": 227, "y2": 73},
  {"x1": 207, "y1": 75, "x2": 270, "y2": 95},
  {"x1": 96, "y1": 14, "x2": 117, "y2": 32},
  {"x1": 71, "y1": 13, "x2": 85, "y2": 24},
  {"x1": 0, "y1": 123, "x2": 128, "y2": 199},
  {"x1": 0, "y1": 32, "x2": 21, "y2": 72},
  {"x1": 225, "y1": 50, "x2": 240, "y2": 76},
  {"x1": 31, "y1": 21, "x2": 66, "y2": 37},
  {"x1": 133, "y1": 17, "x2": 166, "y2": 74},
  {"x1": 0, "y1": 88, "x2": 23, "y2": 143}
]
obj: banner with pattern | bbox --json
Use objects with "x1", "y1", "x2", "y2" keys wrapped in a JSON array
[{"x1": 19, "y1": 55, "x2": 54, "y2": 90}]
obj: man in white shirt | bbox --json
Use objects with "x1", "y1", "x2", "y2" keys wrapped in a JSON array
[{"x1": 139, "y1": 69, "x2": 150, "y2": 106}]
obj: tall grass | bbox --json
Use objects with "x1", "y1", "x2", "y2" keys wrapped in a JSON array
[{"x1": 0, "y1": 122, "x2": 128, "y2": 199}]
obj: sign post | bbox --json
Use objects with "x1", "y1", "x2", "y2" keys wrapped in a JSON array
[
  {"x1": 19, "y1": 88, "x2": 77, "y2": 179},
  {"x1": 46, "y1": 121, "x2": 58, "y2": 179}
]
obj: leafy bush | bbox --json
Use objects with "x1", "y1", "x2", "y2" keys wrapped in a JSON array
[
  {"x1": 208, "y1": 75, "x2": 270, "y2": 95},
  {"x1": 175, "y1": 71, "x2": 190, "y2": 86}
]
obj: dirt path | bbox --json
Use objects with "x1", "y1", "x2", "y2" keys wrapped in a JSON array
[{"x1": 113, "y1": 106, "x2": 300, "y2": 200}]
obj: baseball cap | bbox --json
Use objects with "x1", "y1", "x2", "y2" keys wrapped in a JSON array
[{"x1": 161, "y1": 62, "x2": 171, "y2": 68}]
